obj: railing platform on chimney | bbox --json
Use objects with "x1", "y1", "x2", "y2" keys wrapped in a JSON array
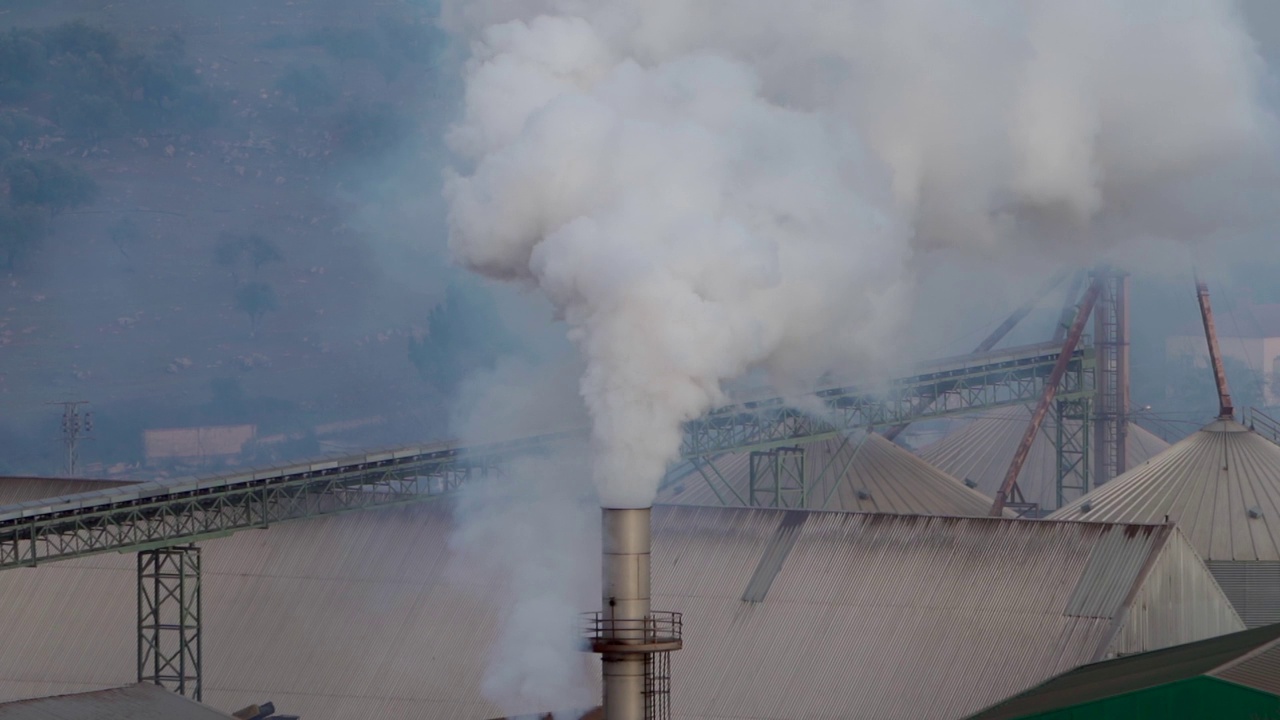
[{"x1": 582, "y1": 611, "x2": 683, "y2": 654}]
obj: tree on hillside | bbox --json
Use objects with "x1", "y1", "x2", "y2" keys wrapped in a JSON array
[
  {"x1": 3, "y1": 158, "x2": 98, "y2": 215},
  {"x1": 408, "y1": 282, "x2": 514, "y2": 396},
  {"x1": 0, "y1": 112, "x2": 41, "y2": 160},
  {"x1": 246, "y1": 234, "x2": 283, "y2": 275},
  {"x1": 236, "y1": 281, "x2": 277, "y2": 338},
  {"x1": 0, "y1": 22, "x2": 215, "y2": 139},
  {"x1": 214, "y1": 233, "x2": 245, "y2": 283},
  {"x1": 0, "y1": 205, "x2": 48, "y2": 270},
  {"x1": 215, "y1": 231, "x2": 283, "y2": 282}
]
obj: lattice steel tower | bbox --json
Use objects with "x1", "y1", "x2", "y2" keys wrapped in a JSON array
[{"x1": 1092, "y1": 268, "x2": 1130, "y2": 487}]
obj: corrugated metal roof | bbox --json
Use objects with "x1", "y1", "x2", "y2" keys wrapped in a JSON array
[
  {"x1": 489, "y1": 711, "x2": 602, "y2": 720},
  {"x1": 1206, "y1": 561, "x2": 1280, "y2": 628},
  {"x1": 1215, "y1": 639, "x2": 1280, "y2": 694},
  {"x1": 0, "y1": 683, "x2": 235, "y2": 719},
  {"x1": 0, "y1": 477, "x2": 134, "y2": 506},
  {"x1": 965, "y1": 621, "x2": 1280, "y2": 720},
  {"x1": 648, "y1": 508, "x2": 1238, "y2": 720},
  {"x1": 0, "y1": 504, "x2": 526, "y2": 719},
  {"x1": 1050, "y1": 420, "x2": 1280, "y2": 562},
  {"x1": 0, "y1": 505, "x2": 1242, "y2": 720},
  {"x1": 658, "y1": 432, "x2": 1001, "y2": 515},
  {"x1": 740, "y1": 510, "x2": 807, "y2": 602},
  {"x1": 917, "y1": 406, "x2": 1170, "y2": 512}
]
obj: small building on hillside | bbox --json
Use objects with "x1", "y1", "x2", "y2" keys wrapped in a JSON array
[
  {"x1": 964, "y1": 621, "x2": 1280, "y2": 720},
  {"x1": 143, "y1": 425, "x2": 256, "y2": 467}
]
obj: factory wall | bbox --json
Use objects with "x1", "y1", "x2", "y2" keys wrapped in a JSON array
[{"x1": 1109, "y1": 530, "x2": 1245, "y2": 657}]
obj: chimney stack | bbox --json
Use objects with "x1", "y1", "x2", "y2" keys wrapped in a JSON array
[{"x1": 586, "y1": 507, "x2": 681, "y2": 720}]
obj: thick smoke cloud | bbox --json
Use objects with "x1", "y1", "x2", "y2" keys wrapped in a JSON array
[{"x1": 441, "y1": 0, "x2": 1275, "y2": 508}]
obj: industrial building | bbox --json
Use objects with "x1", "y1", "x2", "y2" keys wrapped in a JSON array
[
  {"x1": 0, "y1": 501, "x2": 1244, "y2": 720},
  {"x1": 964, "y1": 621, "x2": 1280, "y2": 720},
  {"x1": 2, "y1": 268, "x2": 1261, "y2": 719},
  {"x1": 1051, "y1": 418, "x2": 1280, "y2": 628},
  {"x1": 1050, "y1": 279, "x2": 1280, "y2": 628},
  {"x1": 656, "y1": 431, "x2": 1003, "y2": 515},
  {"x1": 917, "y1": 405, "x2": 1169, "y2": 513},
  {"x1": 0, "y1": 683, "x2": 241, "y2": 720}
]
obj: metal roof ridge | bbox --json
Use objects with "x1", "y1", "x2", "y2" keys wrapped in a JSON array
[
  {"x1": 964, "y1": 623, "x2": 1280, "y2": 720},
  {"x1": 652, "y1": 502, "x2": 1172, "y2": 528},
  {"x1": 1209, "y1": 633, "x2": 1280, "y2": 676}
]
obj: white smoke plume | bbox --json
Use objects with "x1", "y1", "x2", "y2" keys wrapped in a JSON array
[
  {"x1": 441, "y1": 0, "x2": 1275, "y2": 508},
  {"x1": 446, "y1": 451, "x2": 599, "y2": 715}
]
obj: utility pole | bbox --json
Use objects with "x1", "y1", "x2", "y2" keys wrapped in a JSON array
[{"x1": 51, "y1": 401, "x2": 92, "y2": 476}]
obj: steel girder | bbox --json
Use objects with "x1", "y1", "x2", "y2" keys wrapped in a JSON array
[
  {"x1": 748, "y1": 447, "x2": 806, "y2": 508},
  {"x1": 0, "y1": 441, "x2": 527, "y2": 570},
  {"x1": 681, "y1": 345, "x2": 1092, "y2": 459},
  {"x1": 1055, "y1": 398, "x2": 1092, "y2": 509},
  {"x1": 0, "y1": 342, "x2": 1091, "y2": 567},
  {"x1": 1093, "y1": 269, "x2": 1129, "y2": 486}
]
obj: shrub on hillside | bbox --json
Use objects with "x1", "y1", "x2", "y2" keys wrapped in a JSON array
[
  {"x1": 0, "y1": 21, "x2": 215, "y2": 139},
  {"x1": 4, "y1": 157, "x2": 99, "y2": 215}
]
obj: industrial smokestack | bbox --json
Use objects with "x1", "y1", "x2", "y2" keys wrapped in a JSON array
[
  {"x1": 587, "y1": 507, "x2": 681, "y2": 720},
  {"x1": 601, "y1": 507, "x2": 650, "y2": 720}
]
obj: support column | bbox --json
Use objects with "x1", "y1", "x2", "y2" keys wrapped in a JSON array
[
  {"x1": 1054, "y1": 397, "x2": 1091, "y2": 508},
  {"x1": 748, "y1": 447, "x2": 806, "y2": 508},
  {"x1": 1093, "y1": 269, "x2": 1130, "y2": 486},
  {"x1": 138, "y1": 545, "x2": 202, "y2": 701}
]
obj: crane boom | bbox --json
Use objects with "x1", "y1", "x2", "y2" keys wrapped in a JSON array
[{"x1": 1194, "y1": 276, "x2": 1234, "y2": 420}]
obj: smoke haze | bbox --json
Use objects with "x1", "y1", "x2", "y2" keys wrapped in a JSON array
[
  {"x1": 441, "y1": 0, "x2": 1277, "y2": 507},
  {"x1": 0, "y1": 0, "x2": 1279, "y2": 715},
  {"x1": 446, "y1": 450, "x2": 599, "y2": 715}
]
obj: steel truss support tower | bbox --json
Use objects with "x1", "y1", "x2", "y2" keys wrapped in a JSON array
[
  {"x1": 1092, "y1": 269, "x2": 1130, "y2": 487},
  {"x1": 138, "y1": 545, "x2": 202, "y2": 701},
  {"x1": 1054, "y1": 397, "x2": 1091, "y2": 507},
  {"x1": 748, "y1": 447, "x2": 806, "y2": 508}
]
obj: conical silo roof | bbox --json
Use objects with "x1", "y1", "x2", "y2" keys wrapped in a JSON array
[
  {"x1": 917, "y1": 405, "x2": 1170, "y2": 512},
  {"x1": 1050, "y1": 419, "x2": 1280, "y2": 561},
  {"x1": 658, "y1": 431, "x2": 1002, "y2": 516}
]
